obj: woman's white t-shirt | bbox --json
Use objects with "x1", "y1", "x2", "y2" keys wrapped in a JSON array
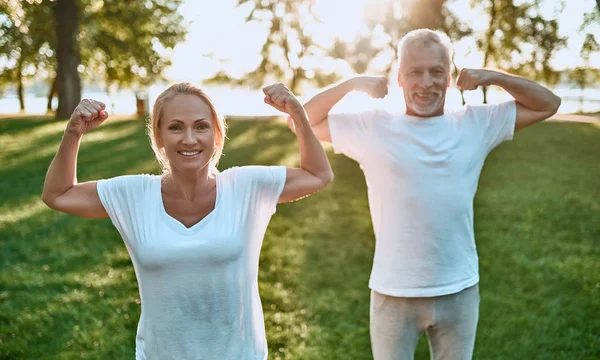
[{"x1": 97, "y1": 165, "x2": 286, "y2": 360}]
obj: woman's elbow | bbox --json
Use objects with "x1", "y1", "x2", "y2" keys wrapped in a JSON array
[
  {"x1": 41, "y1": 189, "x2": 64, "y2": 211},
  {"x1": 41, "y1": 192, "x2": 57, "y2": 210}
]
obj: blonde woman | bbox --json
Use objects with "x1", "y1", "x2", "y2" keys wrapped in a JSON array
[{"x1": 42, "y1": 82, "x2": 333, "y2": 359}]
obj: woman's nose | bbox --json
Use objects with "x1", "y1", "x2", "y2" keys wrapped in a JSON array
[{"x1": 182, "y1": 129, "x2": 197, "y2": 145}]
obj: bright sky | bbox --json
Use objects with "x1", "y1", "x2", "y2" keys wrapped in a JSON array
[{"x1": 164, "y1": 0, "x2": 600, "y2": 83}]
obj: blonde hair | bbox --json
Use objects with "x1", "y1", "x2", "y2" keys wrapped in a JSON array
[
  {"x1": 397, "y1": 29, "x2": 454, "y2": 71},
  {"x1": 147, "y1": 82, "x2": 227, "y2": 174}
]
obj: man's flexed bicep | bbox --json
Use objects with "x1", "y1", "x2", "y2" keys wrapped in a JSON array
[
  {"x1": 302, "y1": 76, "x2": 387, "y2": 126},
  {"x1": 312, "y1": 119, "x2": 332, "y2": 143},
  {"x1": 291, "y1": 108, "x2": 379, "y2": 162}
]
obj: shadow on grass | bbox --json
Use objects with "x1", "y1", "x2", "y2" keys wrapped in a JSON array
[
  {"x1": 218, "y1": 120, "x2": 299, "y2": 168},
  {"x1": 0, "y1": 116, "x2": 64, "y2": 135},
  {"x1": 3, "y1": 118, "x2": 142, "y2": 168},
  {"x1": 474, "y1": 122, "x2": 600, "y2": 359},
  {"x1": 0, "y1": 118, "x2": 151, "y2": 210}
]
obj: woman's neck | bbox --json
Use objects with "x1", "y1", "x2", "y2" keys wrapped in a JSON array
[{"x1": 163, "y1": 166, "x2": 215, "y2": 202}]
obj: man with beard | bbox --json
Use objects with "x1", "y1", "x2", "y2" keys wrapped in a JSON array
[{"x1": 296, "y1": 29, "x2": 561, "y2": 359}]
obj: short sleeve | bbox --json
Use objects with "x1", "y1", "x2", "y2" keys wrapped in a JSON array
[
  {"x1": 328, "y1": 110, "x2": 379, "y2": 162},
  {"x1": 466, "y1": 101, "x2": 517, "y2": 153},
  {"x1": 97, "y1": 175, "x2": 151, "y2": 245},
  {"x1": 237, "y1": 166, "x2": 286, "y2": 216}
]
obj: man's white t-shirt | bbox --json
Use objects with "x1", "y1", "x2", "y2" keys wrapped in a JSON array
[
  {"x1": 97, "y1": 166, "x2": 286, "y2": 360},
  {"x1": 329, "y1": 101, "x2": 517, "y2": 297}
]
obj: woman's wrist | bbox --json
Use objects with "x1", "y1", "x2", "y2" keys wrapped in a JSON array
[{"x1": 63, "y1": 127, "x2": 84, "y2": 142}]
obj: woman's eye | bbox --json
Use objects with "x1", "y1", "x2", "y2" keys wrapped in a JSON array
[
  {"x1": 168, "y1": 125, "x2": 182, "y2": 131},
  {"x1": 196, "y1": 124, "x2": 209, "y2": 130}
]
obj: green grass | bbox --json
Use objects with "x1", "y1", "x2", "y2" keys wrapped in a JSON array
[{"x1": 0, "y1": 116, "x2": 599, "y2": 359}]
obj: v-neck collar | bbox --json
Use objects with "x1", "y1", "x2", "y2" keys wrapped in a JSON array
[{"x1": 156, "y1": 174, "x2": 222, "y2": 235}]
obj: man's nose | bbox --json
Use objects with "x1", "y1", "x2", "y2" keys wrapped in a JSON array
[{"x1": 421, "y1": 72, "x2": 433, "y2": 87}]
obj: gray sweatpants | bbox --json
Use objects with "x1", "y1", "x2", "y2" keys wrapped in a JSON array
[{"x1": 370, "y1": 284, "x2": 480, "y2": 360}]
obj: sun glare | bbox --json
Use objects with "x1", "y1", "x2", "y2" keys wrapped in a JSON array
[
  {"x1": 164, "y1": 0, "x2": 598, "y2": 91},
  {"x1": 314, "y1": 0, "x2": 372, "y2": 43}
]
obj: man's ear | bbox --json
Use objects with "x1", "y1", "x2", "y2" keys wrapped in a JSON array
[
  {"x1": 447, "y1": 74, "x2": 452, "y2": 88},
  {"x1": 397, "y1": 71, "x2": 403, "y2": 88}
]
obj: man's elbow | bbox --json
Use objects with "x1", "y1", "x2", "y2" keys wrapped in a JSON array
[
  {"x1": 539, "y1": 94, "x2": 561, "y2": 123},
  {"x1": 316, "y1": 169, "x2": 335, "y2": 190},
  {"x1": 547, "y1": 94, "x2": 561, "y2": 116},
  {"x1": 323, "y1": 169, "x2": 334, "y2": 187}
]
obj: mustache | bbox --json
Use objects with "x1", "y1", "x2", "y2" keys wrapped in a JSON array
[{"x1": 410, "y1": 91, "x2": 442, "y2": 95}]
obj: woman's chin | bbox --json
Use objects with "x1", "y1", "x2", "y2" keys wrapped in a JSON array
[{"x1": 169, "y1": 159, "x2": 211, "y2": 173}]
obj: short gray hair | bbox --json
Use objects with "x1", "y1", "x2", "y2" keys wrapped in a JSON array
[{"x1": 397, "y1": 29, "x2": 454, "y2": 70}]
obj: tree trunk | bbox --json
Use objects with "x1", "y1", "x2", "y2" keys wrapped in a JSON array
[
  {"x1": 290, "y1": 71, "x2": 300, "y2": 95},
  {"x1": 452, "y1": 58, "x2": 466, "y2": 105},
  {"x1": 53, "y1": 0, "x2": 81, "y2": 119},
  {"x1": 17, "y1": 63, "x2": 25, "y2": 112},
  {"x1": 482, "y1": 86, "x2": 488, "y2": 104},
  {"x1": 47, "y1": 76, "x2": 58, "y2": 112},
  {"x1": 481, "y1": 0, "x2": 495, "y2": 105}
]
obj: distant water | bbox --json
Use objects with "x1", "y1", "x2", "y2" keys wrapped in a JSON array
[{"x1": 1, "y1": 85, "x2": 598, "y2": 117}]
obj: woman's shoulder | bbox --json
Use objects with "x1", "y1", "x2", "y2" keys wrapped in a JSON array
[
  {"x1": 218, "y1": 166, "x2": 285, "y2": 185},
  {"x1": 220, "y1": 165, "x2": 284, "y2": 176},
  {"x1": 99, "y1": 173, "x2": 160, "y2": 193},
  {"x1": 218, "y1": 166, "x2": 257, "y2": 182}
]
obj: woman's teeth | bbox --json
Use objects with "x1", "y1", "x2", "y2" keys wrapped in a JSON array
[{"x1": 179, "y1": 151, "x2": 200, "y2": 156}]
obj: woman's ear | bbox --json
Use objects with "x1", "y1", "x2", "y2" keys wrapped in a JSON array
[{"x1": 155, "y1": 128, "x2": 164, "y2": 149}]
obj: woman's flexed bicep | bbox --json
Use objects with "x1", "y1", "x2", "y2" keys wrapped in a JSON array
[
  {"x1": 44, "y1": 181, "x2": 109, "y2": 218},
  {"x1": 42, "y1": 98, "x2": 111, "y2": 218},
  {"x1": 279, "y1": 167, "x2": 330, "y2": 203}
]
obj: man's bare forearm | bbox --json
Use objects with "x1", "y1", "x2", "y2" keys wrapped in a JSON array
[
  {"x1": 303, "y1": 78, "x2": 357, "y2": 126},
  {"x1": 489, "y1": 71, "x2": 561, "y2": 112}
]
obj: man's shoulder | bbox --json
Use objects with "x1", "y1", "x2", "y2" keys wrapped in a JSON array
[
  {"x1": 451, "y1": 101, "x2": 516, "y2": 120},
  {"x1": 330, "y1": 108, "x2": 393, "y2": 122}
]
